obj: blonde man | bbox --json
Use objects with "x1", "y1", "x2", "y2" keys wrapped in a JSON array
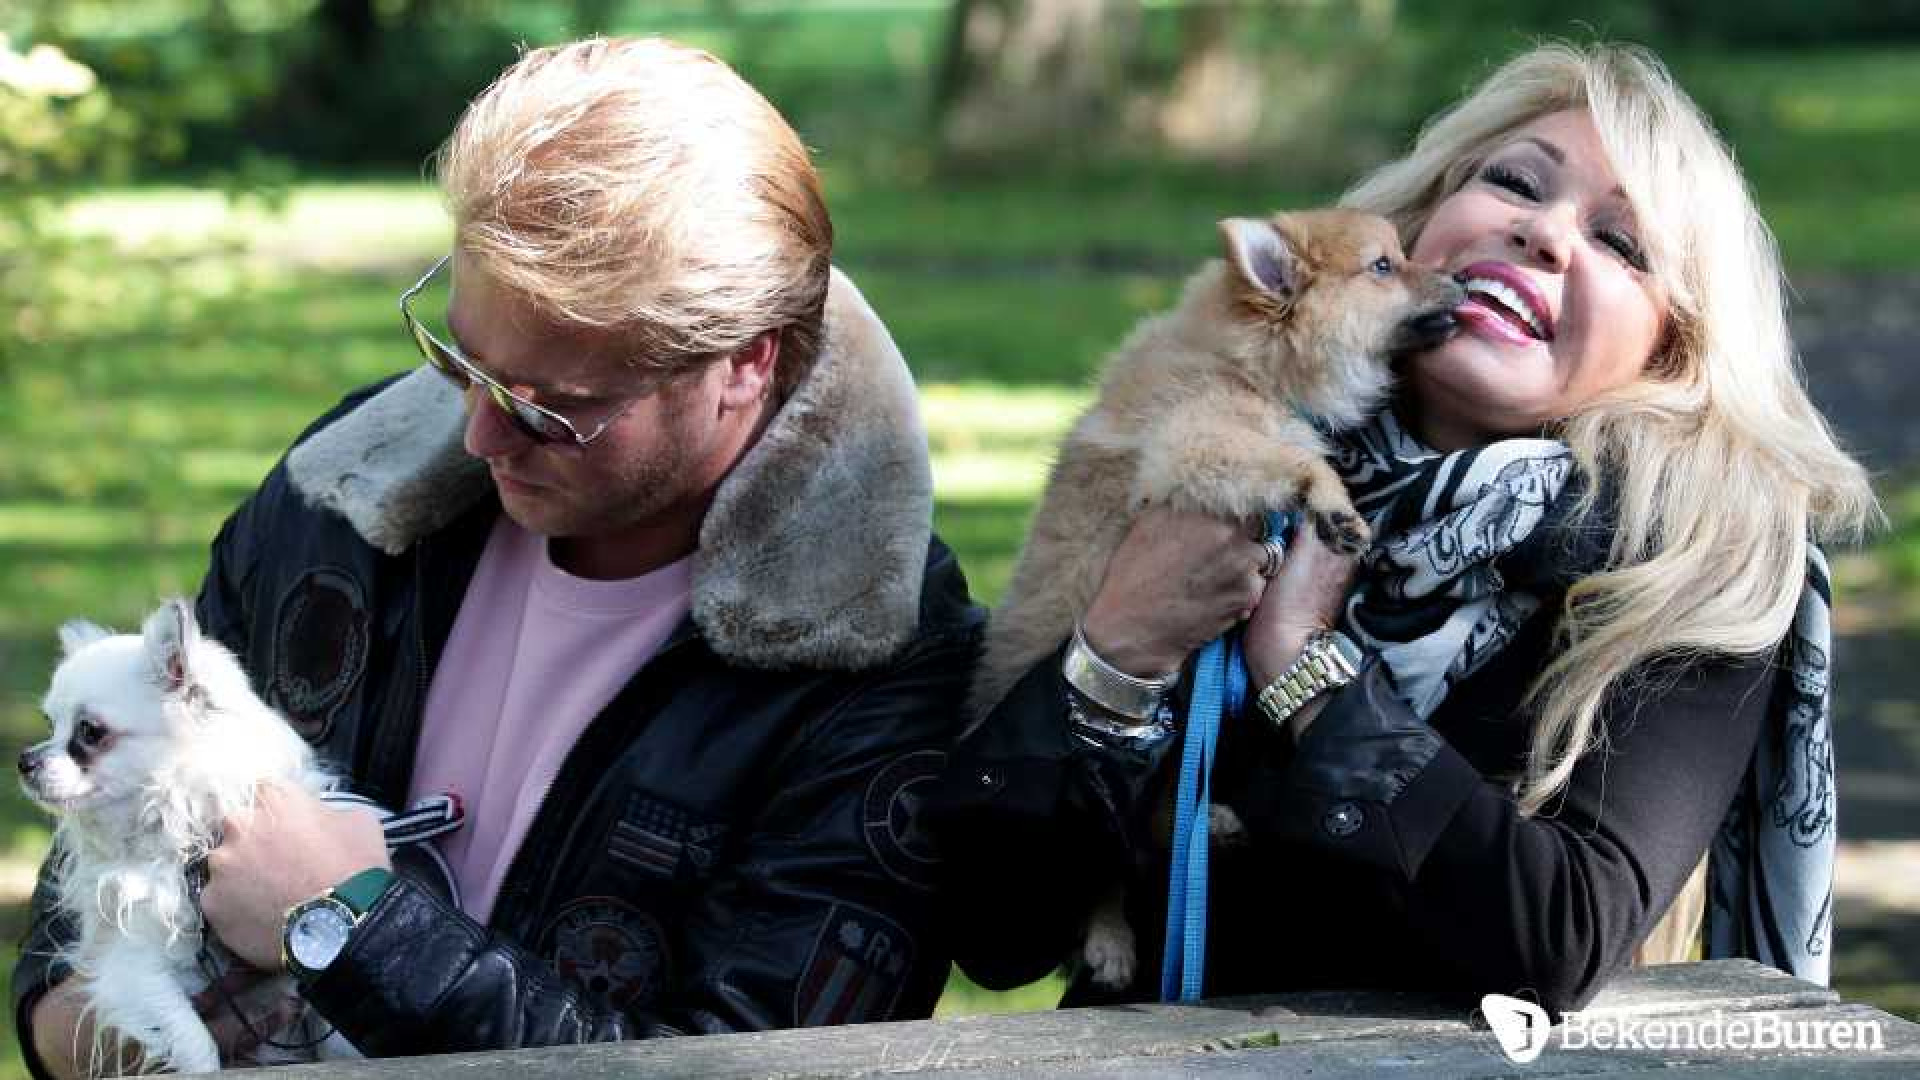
[{"x1": 17, "y1": 37, "x2": 980, "y2": 1072}]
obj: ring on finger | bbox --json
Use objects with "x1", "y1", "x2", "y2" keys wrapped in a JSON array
[{"x1": 1258, "y1": 538, "x2": 1285, "y2": 579}]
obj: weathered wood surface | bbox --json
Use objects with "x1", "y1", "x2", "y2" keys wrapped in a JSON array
[{"x1": 231, "y1": 960, "x2": 1920, "y2": 1078}]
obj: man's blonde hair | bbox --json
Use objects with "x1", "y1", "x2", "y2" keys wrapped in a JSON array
[
  {"x1": 435, "y1": 36, "x2": 832, "y2": 398},
  {"x1": 1345, "y1": 46, "x2": 1878, "y2": 816}
]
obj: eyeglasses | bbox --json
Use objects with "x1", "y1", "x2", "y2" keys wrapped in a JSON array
[{"x1": 399, "y1": 255, "x2": 645, "y2": 448}]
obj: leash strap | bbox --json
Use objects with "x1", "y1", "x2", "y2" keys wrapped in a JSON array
[
  {"x1": 1160, "y1": 511, "x2": 1290, "y2": 1002},
  {"x1": 319, "y1": 790, "x2": 466, "y2": 847}
]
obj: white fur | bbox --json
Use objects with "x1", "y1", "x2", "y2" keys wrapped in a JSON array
[{"x1": 23, "y1": 599, "x2": 336, "y2": 1074}]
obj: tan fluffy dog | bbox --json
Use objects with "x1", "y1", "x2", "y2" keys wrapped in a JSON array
[{"x1": 971, "y1": 210, "x2": 1463, "y2": 989}]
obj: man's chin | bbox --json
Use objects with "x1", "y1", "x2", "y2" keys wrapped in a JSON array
[{"x1": 496, "y1": 487, "x2": 568, "y2": 535}]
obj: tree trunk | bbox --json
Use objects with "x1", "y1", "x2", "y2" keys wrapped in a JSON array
[
  {"x1": 315, "y1": 0, "x2": 378, "y2": 63},
  {"x1": 933, "y1": 0, "x2": 1142, "y2": 161}
]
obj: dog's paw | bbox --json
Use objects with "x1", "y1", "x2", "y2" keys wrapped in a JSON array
[
  {"x1": 160, "y1": 1027, "x2": 222, "y2": 1076},
  {"x1": 1313, "y1": 508, "x2": 1371, "y2": 556},
  {"x1": 1207, "y1": 803, "x2": 1250, "y2": 847},
  {"x1": 1082, "y1": 929, "x2": 1137, "y2": 991}
]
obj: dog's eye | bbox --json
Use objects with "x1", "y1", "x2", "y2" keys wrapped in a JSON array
[
  {"x1": 75, "y1": 718, "x2": 107, "y2": 746},
  {"x1": 1369, "y1": 256, "x2": 1394, "y2": 277}
]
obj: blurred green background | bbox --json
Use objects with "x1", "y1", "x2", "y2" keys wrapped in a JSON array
[{"x1": 4, "y1": 1, "x2": 1919, "y2": 1074}]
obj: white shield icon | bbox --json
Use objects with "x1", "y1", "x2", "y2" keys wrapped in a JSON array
[{"x1": 1482, "y1": 993, "x2": 1551, "y2": 1063}]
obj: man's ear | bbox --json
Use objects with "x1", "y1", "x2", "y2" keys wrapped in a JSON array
[
  {"x1": 140, "y1": 598, "x2": 200, "y2": 695},
  {"x1": 716, "y1": 330, "x2": 781, "y2": 411},
  {"x1": 1219, "y1": 217, "x2": 1303, "y2": 306}
]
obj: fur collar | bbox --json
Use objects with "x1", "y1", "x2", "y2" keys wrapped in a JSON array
[{"x1": 285, "y1": 268, "x2": 932, "y2": 673}]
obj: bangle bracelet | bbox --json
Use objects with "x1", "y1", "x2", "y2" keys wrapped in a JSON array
[
  {"x1": 1063, "y1": 623, "x2": 1179, "y2": 721},
  {"x1": 1067, "y1": 691, "x2": 1175, "y2": 760}
]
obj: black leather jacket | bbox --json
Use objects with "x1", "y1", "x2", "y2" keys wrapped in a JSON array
[{"x1": 13, "y1": 273, "x2": 984, "y2": 1063}]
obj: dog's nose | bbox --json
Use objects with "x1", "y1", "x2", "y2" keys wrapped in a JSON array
[
  {"x1": 1398, "y1": 310, "x2": 1460, "y2": 353},
  {"x1": 17, "y1": 747, "x2": 40, "y2": 776}
]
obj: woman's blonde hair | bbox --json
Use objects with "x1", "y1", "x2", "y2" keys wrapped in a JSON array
[
  {"x1": 435, "y1": 36, "x2": 833, "y2": 398},
  {"x1": 1342, "y1": 43, "x2": 1878, "y2": 815}
]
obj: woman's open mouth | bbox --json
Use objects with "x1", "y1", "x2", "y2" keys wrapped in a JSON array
[{"x1": 1454, "y1": 261, "x2": 1555, "y2": 345}]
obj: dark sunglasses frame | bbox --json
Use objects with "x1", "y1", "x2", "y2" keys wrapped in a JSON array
[{"x1": 399, "y1": 255, "x2": 643, "y2": 448}]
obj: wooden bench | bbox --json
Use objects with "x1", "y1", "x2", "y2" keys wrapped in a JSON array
[{"x1": 235, "y1": 960, "x2": 1920, "y2": 1077}]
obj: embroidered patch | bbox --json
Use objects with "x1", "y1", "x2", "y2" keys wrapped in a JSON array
[
  {"x1": 794, "y1": 904, "x2": 914, "y2": 1027},
  {"x1": 269, "y1": 567, "x2": 370, "y2": 743},
  {"x1": 540, "y1": 896, "x2": 669, "y2": 1009},
  {"x1": 607, "y1": 793, "x2": 729, "y2": 881},
  {"x1": 861, "y1": 750, "x2": 944, "y2": 889}
]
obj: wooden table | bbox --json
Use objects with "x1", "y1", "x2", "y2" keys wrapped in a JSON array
[{"x1": 234, "y1": 960, "x2": 1920, "y2": 1077}]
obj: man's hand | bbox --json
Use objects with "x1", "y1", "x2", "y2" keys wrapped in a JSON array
[
  {"x1": 31, "y1": 969, "x2": 313, "y2": 1078},
  {"x1": 193, "y1": 967, "x2": 308, "y2": 1066},
  {"x1": 200, "y1": 783, "x2": 390, "y2": 971},
  {"x1": 29, "y1": 978, "x2": 133, "y2": 1080}
]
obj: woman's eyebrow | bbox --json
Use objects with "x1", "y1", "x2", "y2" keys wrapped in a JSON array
[
  {"x1": 1515, "y1": 136, "x2": 1565, "y2": 163},
  {"x1": 1509, "y1": 135, "x2": 1629, "y2": 200}
]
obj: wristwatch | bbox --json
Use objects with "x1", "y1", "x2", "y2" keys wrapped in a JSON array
[
  {"x1": 1254, "y1": 630, "x2": 1363, "y2": 731},
  {"x1": 282, "y1": 867, "x2": 394, "y2": 981}
]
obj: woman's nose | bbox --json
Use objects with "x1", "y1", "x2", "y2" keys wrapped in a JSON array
[{"x1": 1510, "y1": 205, "x2": 1574, "y2": 269}]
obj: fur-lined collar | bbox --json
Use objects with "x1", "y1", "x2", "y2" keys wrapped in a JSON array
[{"x1": 284, "y1": 268, "x2": 932, "y2": 673}]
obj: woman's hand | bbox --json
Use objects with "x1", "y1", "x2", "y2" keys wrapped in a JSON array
[
  {"x1": 1243, "y1": 522, "x2": 1359, "y2": 694},
  {"x1": 1082, "y1": 507, "x2": 1272, "y2": 677}
]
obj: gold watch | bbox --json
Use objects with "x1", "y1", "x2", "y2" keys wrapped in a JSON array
[{"x1": 1254, "y1": 630, "x2": 1363, "y2": 730}]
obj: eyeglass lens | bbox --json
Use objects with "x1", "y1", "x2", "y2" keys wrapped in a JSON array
[{"x1": 408, "y1": 319, "x2": 576, "y2": 445}]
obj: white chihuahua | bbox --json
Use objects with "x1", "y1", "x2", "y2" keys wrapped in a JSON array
[{"x1": 18, "y1": 598, "x2": 335, "y2": 1075}]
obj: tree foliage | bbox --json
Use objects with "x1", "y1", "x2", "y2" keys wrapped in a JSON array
[{"x1": 0, "y1": 32, "x2": 139, "y2": 378}]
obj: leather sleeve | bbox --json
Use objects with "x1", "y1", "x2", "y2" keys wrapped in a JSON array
[
  {"x1": 10, "y1": 851, "x2": 77, "y2": 1080},
  {"x1": 1224, "y1": 650, "x2": 1774, "y2": 1016},
  {"x1": 926, "y1": 645, "x2": 1176, "y2": 992},
  {"x1": 302, "y1": 626, "x2": 981, "y2": 1054}
]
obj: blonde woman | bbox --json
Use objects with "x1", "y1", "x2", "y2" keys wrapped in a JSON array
[{"x1": 931, "y1": 42, "x2": 1875, "y2": 1016}]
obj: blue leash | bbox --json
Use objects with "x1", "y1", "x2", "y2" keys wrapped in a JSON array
[{"x1": 1159, "y1": 511, "x2": 1292, "y2": 1002}]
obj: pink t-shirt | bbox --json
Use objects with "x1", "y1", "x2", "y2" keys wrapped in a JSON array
[{"x1": 407, "y1": 515, "x2": 692, "y2": 924}]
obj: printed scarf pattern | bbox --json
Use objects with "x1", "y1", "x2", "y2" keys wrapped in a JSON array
[{"x1": 1328, "y1": 409, "x2": 1835, "y2": 985}]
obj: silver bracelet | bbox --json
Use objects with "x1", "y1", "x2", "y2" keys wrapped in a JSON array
[
  {"x1": 1062, "y1": 623, "x2": 1179, "y2": 721},
  {"x1": 1067, "y1": 691, "x2": 1175, "y2": 757}
]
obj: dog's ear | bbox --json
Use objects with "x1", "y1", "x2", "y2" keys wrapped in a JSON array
[
  {"x1": 1219, "y1": 217, "x2": 1302, "y2": 306},
  {"x1": 141, "y1": 598, "x2": 201, "y2": 694},
  {"x1": 58, "y1": 620, "x2": 112, "y2": 657}
]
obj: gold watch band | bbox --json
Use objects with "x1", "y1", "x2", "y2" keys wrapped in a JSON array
[{"x1": 1254, "y1": 630, "x2": 1362, "y2": 730}]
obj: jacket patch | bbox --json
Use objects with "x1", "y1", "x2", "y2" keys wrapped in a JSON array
[
  {"x1": 862, "y1": 750, "x2": 944, "y2": 890},
  {"x1": 540, "y1": 896, "x2": 669, "y2": 1010},
  {"x1": 794, "y1": 904, "x2": 913, "y2": 1027},
  {"x1": 269, "y1": 567, "x2": 369, "y2": 743},
  {"x1": 608, "y1": 793, "x2": 729, "y2": 881}
]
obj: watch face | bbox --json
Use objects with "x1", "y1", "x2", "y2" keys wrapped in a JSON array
[{"x1": 287, "y1": 900, "x2": 355, "y2": 974}]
